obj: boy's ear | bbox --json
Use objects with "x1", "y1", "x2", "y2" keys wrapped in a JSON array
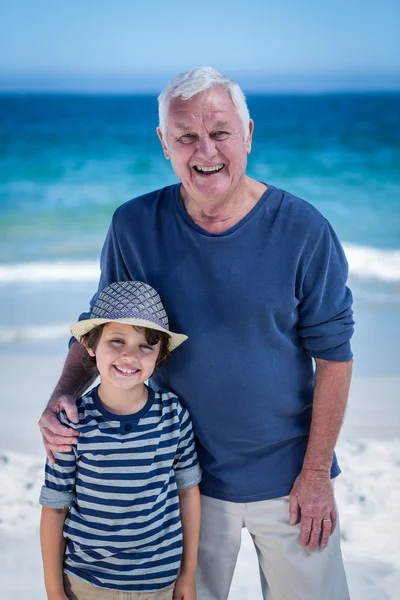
[{"x1": 83, "y1": 344, "x2": 95, "y2": 357}]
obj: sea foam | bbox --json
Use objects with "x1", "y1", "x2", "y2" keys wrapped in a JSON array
[
  {"x1": 0, "y1": 323, "x2": 71, "y2": 343},
  {"x1": 0, "y1": 244, "x2": 399, "y2": 283},
  {"x1": 344, "y1": 244, "x2": 400, "y2": 283},
  {"x1": 0, "y1": 261, "x2": 100, "y2": 283}
]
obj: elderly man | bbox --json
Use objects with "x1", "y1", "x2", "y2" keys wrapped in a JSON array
[{"x1": 40, "y1": 67, "x2": 354, "y2": 600}]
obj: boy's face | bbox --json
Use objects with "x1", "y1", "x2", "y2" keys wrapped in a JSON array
[{"x1": 87, "y1": 322, "x2": 161, "y2": 391}]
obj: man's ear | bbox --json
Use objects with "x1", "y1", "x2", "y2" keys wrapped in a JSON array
[
  {"x1": 245, "y1": 119, "x2": 254, "y2": 155},
  {"x1": 156, "y1": 127, "x2": 170, "y2": 160}
]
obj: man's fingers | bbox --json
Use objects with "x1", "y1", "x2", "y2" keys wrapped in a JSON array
[
  {"x1": 39, "y1": 394, "x2": 79, "y2": 456},
  {"x1": 45, "y1": 444, "x2": 55, "y2": 464},
  {"x1": 44, "y1": 439, "x2": 74, "y2": 454},
  {"x1": 39, "y1": 409, "x2": 78, "y2": 438},
  {"x1": 51, "y1": 445, "x2": 75, "y2": 453},
  {"x1": 289, "y1": 494, "x2": 300, "y2": 525},
  {"x1": 319, "y1": 516, "x2": 332, "y2": 550},
  {"x1": 44, "y1": 439, "x2": 74, "y2": 463},
  {"x1": 299, "y1": 515, "x2": 312, "y2": 547},
  {"x1": 41, "y1": 416, "x2": 79, "y2": 438},
  {"x1": 307, "y1": 519, "x2": 322, "y2": 552},
  {"x1": 39, "y1": 395, "x2": 80, "y2": 437},
  {"x1": 41, "y1": 426, "x2": 78, "y2": 446},
  {"x1": 59, "y1": 397, "x2": 79, "y2": 424},
  {"x1": 330, "y1": 507, "x2": 337, "y2": 534}
]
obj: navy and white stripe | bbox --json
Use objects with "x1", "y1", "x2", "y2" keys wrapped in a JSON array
[{"x1": 40, "y1": 386, "x2": 201, "y2": 592}]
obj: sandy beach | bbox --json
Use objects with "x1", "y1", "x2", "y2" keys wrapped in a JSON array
[{"x1": 1, "y1": 353, "x2": 399, "y2": 599}]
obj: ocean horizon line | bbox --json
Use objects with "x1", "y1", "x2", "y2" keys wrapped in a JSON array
[
  {"x1": 1, "y1": 90, "x2": 400, "y2": 97},
  {"x1": 1, "y1": 68, "x2": 399, "y2": 94}
]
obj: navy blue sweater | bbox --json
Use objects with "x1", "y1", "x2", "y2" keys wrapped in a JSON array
[{"x1": 79, "y1": 184, "x2": 354, "y2": 502}]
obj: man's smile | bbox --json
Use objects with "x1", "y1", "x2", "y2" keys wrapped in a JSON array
[{"x1": 193, "y1": 164, "x2": 224, "y2": 173}]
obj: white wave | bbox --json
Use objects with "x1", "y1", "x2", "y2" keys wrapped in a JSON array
[
  {"x1": 0, "y1": 323, "x2": 70, "y2": 343},
  {"x1": 0, "y1": 244, "x2": 399, "y2": 284},
  {"x1": 0, "y1": 260, "x2": 100, "y2": 283},
  {"x1": 343, "y1": 244, "x2": 400, "y2": 283}
]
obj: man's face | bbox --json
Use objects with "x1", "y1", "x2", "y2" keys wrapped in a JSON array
[{"x1": 157, "y1": 87, "x2": 254, "y2": 205}]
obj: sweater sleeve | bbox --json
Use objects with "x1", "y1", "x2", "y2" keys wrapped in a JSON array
[{"x1": 297, "y1": 219, "x2": 354, "y2": 361}]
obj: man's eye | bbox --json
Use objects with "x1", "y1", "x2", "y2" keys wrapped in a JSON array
[
  {"x1": 213, "y1": 131, "x2": 229, "y2": 139},
  {"x1": 179, "y1": 134, "x2": 196, "y2": 143}
]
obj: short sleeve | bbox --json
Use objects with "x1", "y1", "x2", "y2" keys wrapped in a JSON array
[
  {"x1": 39, "y1": 412, "x2": 77, "y2": 508},
  {"x1": 297, "y1": 220, "x2": 354, "y2": 361},
  {"x1": 173, "y1": 405, "x2": 202, "y2": 489}
]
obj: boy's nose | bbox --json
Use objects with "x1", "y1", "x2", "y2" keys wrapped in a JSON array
[{"x1": 121, "y1": 347, "x2": 139, "y2": 361}]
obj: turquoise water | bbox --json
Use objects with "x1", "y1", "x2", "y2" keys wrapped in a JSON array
[
  {"x1": 0, "y1": 93, "x2": 399, "y2": 371},
  {"x1": 1, "y1": 93, "x2": 399, "y2": 259}
]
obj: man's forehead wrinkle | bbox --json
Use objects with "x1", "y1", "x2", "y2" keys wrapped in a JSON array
[
  {"x1": 214, "y1": 121, "x2": 232, "y2": 129},
  {"x1": 170, "y1": 113, "x2": 234, "y2": 131},
  {"x1": 174, "y1": 123, "x2": 196, "y2": 132},
  {"x1": 171, "y1": 108, "x2": 229, "y2": 118}
]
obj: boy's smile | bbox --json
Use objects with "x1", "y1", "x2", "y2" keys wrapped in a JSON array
[{"x1": 113, "y1": 365, "x2": 140, "y2": 376}]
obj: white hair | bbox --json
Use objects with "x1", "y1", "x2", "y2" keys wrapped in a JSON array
[{"x1": 157, "y1": 66, "x2": 250, "y2": 142}]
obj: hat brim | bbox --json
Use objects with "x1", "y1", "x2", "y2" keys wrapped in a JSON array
[{"x1": 70, "y1": 318, "x2": 187, "y2": 351}]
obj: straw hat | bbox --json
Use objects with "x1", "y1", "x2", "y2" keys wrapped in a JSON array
[{"x1": 70, "y1": 281, "x2": 187, "y2": 351}]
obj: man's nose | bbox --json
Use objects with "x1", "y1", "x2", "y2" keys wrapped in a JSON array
[{"x1": 196, "y1": 135, "x2": 218, "y2": 158}]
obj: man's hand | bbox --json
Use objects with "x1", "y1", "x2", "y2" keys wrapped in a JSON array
[
  {"x1": 173, "y1": 572, "x2": 196, "y2": 600},
  {"x1": 39, "y1": 394, "x2": 79, "y2": 462},
  {"x1": 289, "y1": 468, "x2": 336, "y2": 552}
]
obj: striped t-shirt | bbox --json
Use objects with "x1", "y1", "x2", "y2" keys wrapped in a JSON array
[{"x1": 39, "y1": 385, "x2": 201, "y2": 593}]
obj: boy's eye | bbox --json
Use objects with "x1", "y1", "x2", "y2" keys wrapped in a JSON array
[
  {"x1": 110, "y1": 338, "x2": 124, "y2": 344},
  {"x1": 140, "y1": 344, "x2": 154, "y2": 353}
]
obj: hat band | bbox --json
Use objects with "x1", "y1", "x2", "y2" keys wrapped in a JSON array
[{"x1": 90, "y1": 309, "x2": 169, "y2": 331}]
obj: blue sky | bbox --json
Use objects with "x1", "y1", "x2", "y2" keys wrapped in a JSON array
[{"x1": 1, "y1": 0, "x2": 399, "y2": 92}]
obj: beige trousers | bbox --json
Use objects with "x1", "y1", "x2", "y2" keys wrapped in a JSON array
[
  {"x1": 64, "y1": 574, "x2": 174, "y2": 600},
  {"x1": 196, "y1": 493, "x2": 350, "y2": 600}
]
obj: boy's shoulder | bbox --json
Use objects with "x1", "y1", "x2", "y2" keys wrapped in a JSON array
[
  {"x1": 154, "y1": 387, "x2": 180, "y2": 404},
  {"x1": 156, "y1": 387, "x2": 179, "y2": 400},
  {"x1": 154, "y1": 387, "x2": 189, "y2": 422}
]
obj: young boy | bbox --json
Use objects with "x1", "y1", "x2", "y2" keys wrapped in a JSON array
[{"x1": 40, "y1": 281, "x2": 201, "y2": 600}]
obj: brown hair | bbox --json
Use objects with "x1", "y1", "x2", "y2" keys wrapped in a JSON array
[{"x1": 81, "y1": 324, "x2": 171, "y2": 375}]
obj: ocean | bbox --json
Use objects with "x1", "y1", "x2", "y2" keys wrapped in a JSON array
[
  {"x1": 1, "y1": 92, "x2": 400, "y2": 600},
  {"x1": 0, "y1": 93, "x2": 399, "y2": 373}
]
